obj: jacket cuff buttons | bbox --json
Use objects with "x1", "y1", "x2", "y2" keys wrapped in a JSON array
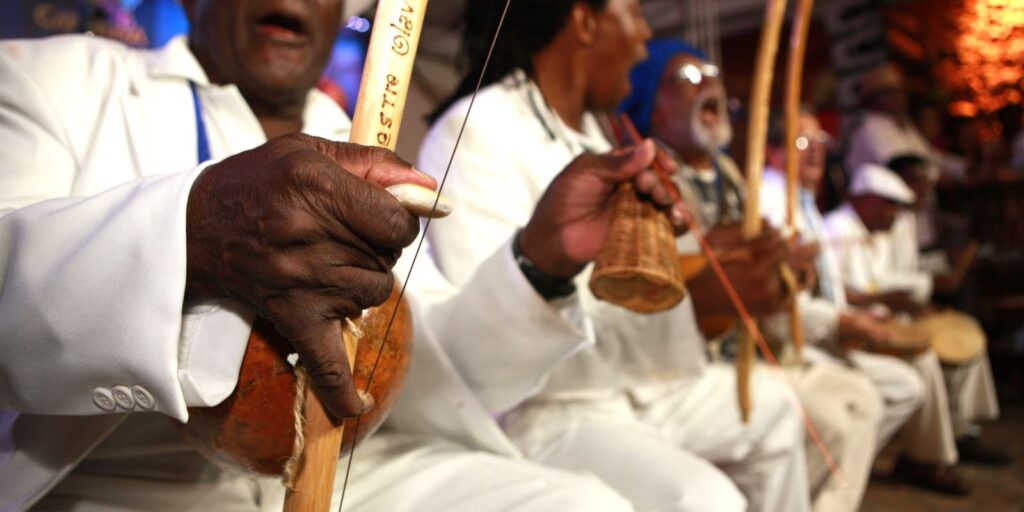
[{"x1": 92, "y1": 385, "x2": 156, "y2": 411}]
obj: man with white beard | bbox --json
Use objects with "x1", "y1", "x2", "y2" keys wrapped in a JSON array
[{"x1": 620, "y1": 39, "x2": 884, "y2": 512}]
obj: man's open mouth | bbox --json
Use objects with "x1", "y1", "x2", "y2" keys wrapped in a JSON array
[
  {"x1": 255, "y1": 12, "x2": 309, "y2": 42},
  {"x1": 699, "y1": 97, "x2": 721, "y2": 127}
]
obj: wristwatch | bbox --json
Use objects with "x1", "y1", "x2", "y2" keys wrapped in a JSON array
[{"x1": 512, "y1": 229, "x2": 577, "y2": 300}]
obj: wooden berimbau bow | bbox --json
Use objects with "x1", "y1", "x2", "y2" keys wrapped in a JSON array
[
  {"x1": 180, "y1": 2, "x2": 444, "y2": 511},
  {"x1": 783, "y1": 0, "x2": 816, "y2": 362},
  {"x1": 738, "y1": 0, "x2": 787, "y2": 423}
]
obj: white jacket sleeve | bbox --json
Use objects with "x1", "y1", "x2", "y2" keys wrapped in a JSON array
[
  {"x1": 397, "y1": 235, "x2": 590, "y2": 416},
  {"x1": 0, "y1": 41, "x2": 250, "y2": 422}
]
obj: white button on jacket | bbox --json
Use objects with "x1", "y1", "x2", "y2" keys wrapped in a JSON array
[{"x1": 91, "y1": 388, "x2": 116, "y2": 412}]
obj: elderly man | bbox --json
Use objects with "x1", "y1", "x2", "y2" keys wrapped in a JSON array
[
  {"x1": 423, "y1": 9, "x2": 813, "y2": 509},
  {"x1": 0, "y1": 1, "x2": 684, "y2": 510},
  {"x1": 621, "y1": 40, "x2": 887, "y2": 512}
]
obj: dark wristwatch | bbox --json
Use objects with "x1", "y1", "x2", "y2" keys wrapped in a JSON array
[{"x1": 512, "y1": 229, "x2": 577, "y2": 300}]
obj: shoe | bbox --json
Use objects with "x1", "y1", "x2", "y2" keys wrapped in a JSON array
[
  {"x1": 957, "y1": 435, "x2": 1012, "y2": 466},
  {"x1": 892, "y1": 456, "x2": 971, "y2": 496}
]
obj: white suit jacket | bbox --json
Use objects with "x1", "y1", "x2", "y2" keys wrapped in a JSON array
[
  {"x1": 419, "y1": 71, "x2": 707, "y2": 402},
  {"x1": 0, "y1": 36, "x2": 588, "y2": 510}
]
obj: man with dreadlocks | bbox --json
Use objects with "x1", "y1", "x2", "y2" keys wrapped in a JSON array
[{"x1": 420, "y1": 2, "x2": 811, "y2": 511}]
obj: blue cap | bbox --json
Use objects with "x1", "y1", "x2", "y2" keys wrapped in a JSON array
[{"x1": 620, "y1": 39, "x2": 708, "y2": 137}]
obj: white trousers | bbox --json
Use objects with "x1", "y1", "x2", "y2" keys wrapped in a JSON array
[
  {"x1": 333, "y1": 432, "x2": 634, "y2": 512},
  {"x1": 37, "y1": 433, "x2": 634, "y2": 512},
  {"x1": 944, "y1": 354, "x2": 1000, "y2": 437},
  {"x1": 502, "y1": 364, "x2": 811, "y2": 512},
  {"x1": 33, "y1": 472, "x2": 264, "y2": 512},
  {"x1": 850, "y1": 348, "x2": 998, "y2": 466},
  {"x1": 784, "y1": 356, "x2": 883, "y2": 512}
]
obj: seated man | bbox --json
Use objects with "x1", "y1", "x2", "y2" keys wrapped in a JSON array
[
  {"x1": 0, "y1": 0, "x2": 680, "y2": 510},
  {"x1": 886, "y1": 155, "x2": 1004, "y2": 460},
  {"x1": 623, "y1": 40, "x2": 885, "y2": 512},
  {"x1": 421, "y1": 5, "x2": 813, "y2": 509},
  {"x1": 824, "y1": 163, "x2": 1007, "y2": 496},
  {"x1": 762, "y1": 111, "x2": 984, "y2": 496}
]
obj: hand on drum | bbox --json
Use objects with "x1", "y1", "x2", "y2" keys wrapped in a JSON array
[
  {"x1": 184, "y1": 134, "x2": 434, "y2": 419},
  {"x1": 838, "y1": 311, "x2": 898, "y2": 350},
  {"x1": 520, "y1": 140, "x2": 686, "y2": 279}
]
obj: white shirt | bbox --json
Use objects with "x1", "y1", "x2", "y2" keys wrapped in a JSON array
[
  {"x1": 823, "y1": 204, "x2": 933, "y2": 304},
  {"x1": 760, "y1": 169, "x2": 845, "y2": 344},
  {"x1": 419, "y1": 71, "x2": 707, "y2": 402},
  {"x1": 0, "y1": 36, "x2": 588, "y2": 510}
]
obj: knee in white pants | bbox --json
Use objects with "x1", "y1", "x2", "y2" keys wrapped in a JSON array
[
  {"x1": 545, "y1": 474, "x2": 636, "y2": 512},
  {"x1": 890, "y1": 356, "x2": 927, "y2": 410}
]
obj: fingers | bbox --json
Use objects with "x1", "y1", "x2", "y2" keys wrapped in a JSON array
[
  {"x1": 263, "y1": 299, "x2": 367, "y2": 419},
  {"x1": 326, "y1": 170, "x2": 421, "y2": 252},
  {"x1": 603, "y1": 139, "x2": 656, "y2": 183}
]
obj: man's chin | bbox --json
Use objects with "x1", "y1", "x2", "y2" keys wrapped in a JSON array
[{"x1": 247, "y1": 65, "x2": 317, "y2": 97}]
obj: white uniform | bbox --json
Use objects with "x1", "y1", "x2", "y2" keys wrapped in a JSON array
[
  {"x1": 675, "y1": 159, "x2": 886, "y2": 512},
  {"x1": 0, "y1": 36, "x2": 632, "y2": 512},
  {"x1": 824, "y1": 204, "x2": 1000, "y2": 462},
  {"x1": 420, "y1": 70, "x2": 810, "y2": 512}
]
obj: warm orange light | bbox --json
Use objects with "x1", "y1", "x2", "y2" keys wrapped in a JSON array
[{"x1": 944, "y1": 0, "x2": 1024, "y2": 114}]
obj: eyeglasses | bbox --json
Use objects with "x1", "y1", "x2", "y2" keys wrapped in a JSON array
[
  {"x1": 795, "y1": 131, "x2": 830, "y2": 151},
  {"x1": 676, "y1": 63, "x2": 720, "y2": 86}
]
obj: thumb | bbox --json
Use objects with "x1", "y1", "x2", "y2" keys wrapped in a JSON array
[{"x1": 314, "y1": 137, "x2": 438, "y2": 190}]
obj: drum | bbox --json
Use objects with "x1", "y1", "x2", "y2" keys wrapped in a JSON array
[
  {"x1": 842, "y1": 319, "x2": 932, "y2": 358},
  {"x1": 914, "y1": 311, "x2": 986, "y2": 365}
]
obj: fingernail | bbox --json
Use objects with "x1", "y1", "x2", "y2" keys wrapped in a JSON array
[{"x1": 358, "y1": 389, "x2": 375, "y2": 413}]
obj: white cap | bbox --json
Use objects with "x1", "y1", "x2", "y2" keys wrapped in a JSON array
[{"x1": 849, "y1": 163, "x2": 916, "y2": 205}]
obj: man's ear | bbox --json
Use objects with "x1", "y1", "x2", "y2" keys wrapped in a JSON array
[{"x1": 569, "y1": 2, "x2": 599, "y2": 46}]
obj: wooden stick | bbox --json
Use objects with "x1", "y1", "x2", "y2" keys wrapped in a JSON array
[
  {"x1": 283, "y1": 1, "x2": 429, "y2": 510},
  {"x1": 739, "y1": 0, "x2": 788, "y2": 423},
  {"x1": 784, "y1": 0, "x2": 816, "y2": 362}
]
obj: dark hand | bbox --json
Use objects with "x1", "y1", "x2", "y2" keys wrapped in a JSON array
[
  {"x1": 519, "y1": 140, "x2": 683, "y2": 278},
  {"x1": 839, "y1": 311, "x2": 897, "y2": 349},
  {"x1": 689, "y1": 221, "x2": 791, "y2": 319},
  {"x1": 185, "y1": 134, "x2": 433, "y2": 419},
  {"x1": 873, "y1": 290, "x2": 929, "y2": 317},
  {"x1": 788, "y1": 239, "x2": 820, "y2": 291}
]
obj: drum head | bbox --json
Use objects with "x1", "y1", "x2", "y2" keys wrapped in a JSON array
[
  {"x1": 866, "y1": 320, "x2": 932, "y2": 358},
  {"x1": 915, "y1": 311, "x2": 986, "y2": 365}
]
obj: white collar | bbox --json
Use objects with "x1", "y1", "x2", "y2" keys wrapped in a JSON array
[
  {"x1": 144, "y1": 36, "x2": 210, "y2": 85},
  {"x1": 142, "y1": 35, "x2": 350, "y2": 140},
  {"x1": 506, "y1": 70, "x2": 611, "y2": 155}
]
